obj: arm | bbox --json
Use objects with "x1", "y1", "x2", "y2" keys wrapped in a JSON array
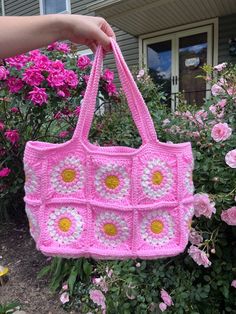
[{"x1": 0, "y1": 14, "x2": 115, "y2": 58}]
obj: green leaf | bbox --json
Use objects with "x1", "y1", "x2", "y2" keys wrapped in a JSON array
[{"x1": 68, "y1": 267, "x2": 78, "y2": 295}]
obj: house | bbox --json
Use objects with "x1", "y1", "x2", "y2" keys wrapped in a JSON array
[{"x1": 1, "y1": 0, "x2": 236, "y2": 109}]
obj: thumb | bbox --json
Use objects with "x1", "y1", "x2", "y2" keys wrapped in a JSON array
[{"x1": 94, "y1": 27, "x2": 112, "y2": 51}]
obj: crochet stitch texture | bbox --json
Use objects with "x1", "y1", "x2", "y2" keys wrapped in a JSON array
[{"x1": 23, "y1": 39, "x2": 194, "y2": 260}]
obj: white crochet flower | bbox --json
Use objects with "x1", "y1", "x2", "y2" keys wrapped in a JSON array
[
  {"x1": 25, "y1": 205, "x2": 39, "y2": 241},
  {"x1": 24, "y1": 162, "x2": 39, "y2": 194},
  {"x1": 50, "y1": 155, "x2": 84, "y2": 194}
]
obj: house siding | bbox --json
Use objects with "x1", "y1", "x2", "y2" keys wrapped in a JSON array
[
  {"x1": 4, "y1": 0, "x2": 39, "y2": 16},
  {"x1": 218, "y1": 14, "x2": 236, "y2": 63}
]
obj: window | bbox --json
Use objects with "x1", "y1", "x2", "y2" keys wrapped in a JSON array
[
  {"x1": 40, "y1": 0, "x2": 71, "y2": 15},
  {"x1": 77, "y1": 49, "x2": 94, "y2": 61},
  {"x1": 0, "y1": 0, "x2": 5, "y2": 16}
]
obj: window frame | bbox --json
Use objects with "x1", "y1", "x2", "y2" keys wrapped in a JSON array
[
  {"x1": 39, "y1": 0, "x2": 71, "y2": 15},
  {"x1": 0, "y1": 0, "x2": 5, "y2": 16}
]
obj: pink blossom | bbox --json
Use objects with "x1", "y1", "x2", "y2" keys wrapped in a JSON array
[
  {"x1": 77, "y1": 55, "x2": 91, "y2": 70},
  {"x1": 7, "y1": 77, "x2": 24, "y2": 93},
  {"x1": 57, "y1": 90, "x2": 66, "y2": 97},
  {"x1": 57, "y1": 86, "x2": 70, "y2": 98},
  {"x1": 217, "y1": 99, "x2": 227, "y2": 108},
  {"x1": 74, "y1": 106, "x2": 81, "y2": 117},
  {"x1": 54, "y1": 111, "x2": 62, "y2": 120},
  {"x1": 10, "y1": 107, "x2": 19, "y2": 113},
  {"x1": 0, "y1": 66, "x2": 9, "y2": 80},
  {"x1": 0, "y1": 122, "x2": 5, "y2": 131},
  {"x1": 0, "y1": 167, "x2": 11, "y2": 178},
  {"x1": 51, "y1": 60, "x2": 65, "y2": 71},
  {"x1": 137, "y1": 69, "x2": 145, "y2": 79},
  {"x1": 221, "y1": 207, "x2": 236, "y2": 225},
  {"x1": 225, "y1": 149, "x2": 236, "y2": 168},
  {"x1": 5, "y1": 55, "x2": 28, "y2": 70},
  {"x1": 188, "y1": 245, "x2": 212, "y2": 267},
  {"x1": 159, "y1": 302, "x2": 167, "y2": 312},
  {"x1": 59, "y1": 131, "x2": 69, "y2": 138},
  {"x1": 160, "y1": 289, "x2": 173, "y2": 306},
  {"x1": 65, "y1": 70, "x2": 78, "y2": 88},
  {"x1": 211, "y1": 123, "x2": 232, "y2": 142},
  {"x1": 33, "y1": 55, "x2": 51, "y2": 71},
  {"x1": 103, "y1": 69, "x2": 114, "y2": 82},
  {"x1": 189, "y1": 228, "x2": 203, "y2": 245},
  {"x1": 192, "y1": 131, "x2": 200, "y2": 139},
  {"x1": 62, "y1": 283, "x2": 68, "y2": 290},
  {"x1": 28, "y1": 87, "x2": 48, "y2": 106},
  {"x1": 60, "y1": 292, "x2": 69, "y2": 304},
  {"x1": 105, "y1": 82, "x2": 117, "y2": 96},
  {"x1": 194, "y1": 193, "x2": 216, "y2": 218},
  {"x1": 57, "y1": 43, "x2": 71, "y2": 53},
  {"x1": 47, "y1": 70, "x2": 65, "y2": 88},
  {"x1": 47, "y1": 42, "x2": 58, "y2": 51},
  {"x1": 231, "y1": 280, "x2": 236, "y2": 288},
  {"x1": 214, "y1": 62, "x2": 227, "y2": 71},
  {"x1": 211, "y1": 83, "x2": 224, "y2": 96},
  {"x1": 23, "y1": 67, "x2": 44, "y2": 86},
  {"x1": 227, "y1": 87, "x2": 236, "y2": 96},
  {"x1": 28, "y1": 49, "x2": 41, "y2": 60},
  {"x1": 89, "y1": 289, "x2": 106, "y2": 309},
  {"x1": 83, "y1": 74, "x2": 90, "y2": 84},
  {"x1": 4, "y1": 129, "x2": 20, "y2": 144}
]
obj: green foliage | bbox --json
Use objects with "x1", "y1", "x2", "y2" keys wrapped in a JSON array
[{"x1": 0, "y1": 302, "x2": 20, "y2": 314}]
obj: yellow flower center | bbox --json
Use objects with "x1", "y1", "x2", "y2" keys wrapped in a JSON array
[
  {"x1": 150, "y1": 220, "x2": 164, "y2": 234},
  {"x1": 58, "y1": 217, "x2": 72, "y2": 232},
  {"x1": 61, "y1": 168, "x2": 76, "y2": 183},
  {"x1": 103, "y1": 223, "x2": 117, "y2": 236},
  {"x1": 188, "y1": 219, "x2": 192, "y2": 229},
  {"x1": 152, "y1": 171, "x2": 163, "y2": 185},
  {"x1": 105, "y1": 175, "x2": 120, "y2": 189}
]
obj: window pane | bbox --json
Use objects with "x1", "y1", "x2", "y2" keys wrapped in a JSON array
[
  {"x1": 43, "y1": 0, "x2": 67, "y2": 14},
  {"x1": 0, "y1": 2, "x2": 2, "y2": 15}
]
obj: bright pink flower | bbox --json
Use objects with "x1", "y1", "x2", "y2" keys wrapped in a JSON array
[
  {"x1": 160, "y1": 289, "x2": 173, "y2": 306},
  {"x1": 4, "y1": 129, "x2": 20, "y2": 144},
  {"x1": 83, "y1": 74, "x2": 90, "y2": 84},
  {"x1": 47, "y1": 70, "x2": 65, "y2": 88},
  {"x1": 28, "y1": 49, "x2": 41, "y2": 60},
  {"x1": 28, "y1": 87, "x2": 48, "y2": 106},
  {"x1": 159, "y1": 302, "x2": 167, "y2": 312},
  {"x1": 189, "y1": 228, "x2": 203, "y2": 245},
  {"x1": 77, "y1": 55, "x2": 91, "y2": 70},
  {"x1": 214, "y1": 62, "x2": 227, "y2": 71},
  {"x1": 57, "y1": 90, "x2": 66, "y2": 97},
  {"x1": 5, "y1": 54, "x2": 28, "y2": 70},
  {"x1": 0, "y1": 167, "x2": 11, "y2": 177},
  {"x1": 60, "y1": 292, "x2": 69, "y2": 304},
  {"x1": 227, "y1": 87, "x2": 236, "y2": 96},
  {"x1": 74, "y1": 106, "x2": 81, "y2": 117},
  {"x1": 0, "y1": 66, "x2": 9, "y2": 80},
  {"x1": 0, "y1": 122, "x2": 5, "y2": 131},
  {"x1": 89, "y1": 289, "x2": 106, "y2": 309},
  {"x1": 47, "y1": 42, "x2": 58, "y2": 51},
  {"x1": 54, "y1": 111, "x2": 62, "y2": 120},
  {"x1": 194, "y1": 193, "x2": 216, "y2": 218},
  {"x1": 57, "y1": 43, "x2": 71, "y2": 53},
  {"x1": 23, "y1": 66, "x2": 44, "y2": 86},
  {"x1": 211, "y1": 83, "x2": 224, "y2": 96},
  {"x1": 7, "y1": 77, "x2": 24, "y2": 93},
  {"x1": 105, "y1": 82, "x2": 117, "y2": 96},
  {"x1": 188, "y1": 245, "x2": 211, "y2": 267},
  {"x1": 33, "y1": 55, "x2": 51, "y2": 71},
  {"x1": 211, "y1": 123, "x2": 232, "y2": 142},
  {"x1": 51, "y1": 60, "x2": 65, "y2": 71},
  {"x1": 221, "y1": 207, "x2": 236, "y2": 225},
  {"x1": 225, "y1": 149, "x2": 236, "y2": 168},
  {"x1": 103, "y1": 69, "x2": 114, "y2": 82},
  {"x1": 58, "y1": 131, "x2": 69, "y2": 138},
  {"x1": 65, "y1": 70, "x2": 78, "y2": 88},
  {"x1": 10, "y1": 107, "x2": 19, "y2": 113},
  {"x1": 217, "y1": 99, "x2": 227, "y2": 108},
  {"x1": 231, "y1": 280, "x2": 236, "y2": 288}
]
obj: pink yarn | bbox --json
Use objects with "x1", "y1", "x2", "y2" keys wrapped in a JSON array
[{"x1": 23, "y1": 39, "x2": 194, "y2": 259}]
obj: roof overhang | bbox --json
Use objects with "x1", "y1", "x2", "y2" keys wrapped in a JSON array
[{"x1": 89, "y1": 0, "x2": 236, "y2": 36}]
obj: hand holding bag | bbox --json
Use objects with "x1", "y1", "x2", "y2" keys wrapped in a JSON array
[{"x1": 23, "y1": 38, "x2": 194, "y2": 260}]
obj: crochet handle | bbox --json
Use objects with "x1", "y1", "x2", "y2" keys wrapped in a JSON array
[{"x1": 73, "y1": 38, "x2": 157, "y2": 144}]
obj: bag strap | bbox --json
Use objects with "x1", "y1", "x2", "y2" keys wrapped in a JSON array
[{"x1": 72, "y1": 38, "x2": 158, "y2": 144}]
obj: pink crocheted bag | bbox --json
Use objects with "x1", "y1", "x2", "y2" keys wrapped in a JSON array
[{"x1": 23, "y1": 39, "x2": 194, "y2": 260}]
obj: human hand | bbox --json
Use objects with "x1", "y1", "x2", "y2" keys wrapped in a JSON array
[{"x1": 60, "y1": 14, "x2": 115, "y2": 52}]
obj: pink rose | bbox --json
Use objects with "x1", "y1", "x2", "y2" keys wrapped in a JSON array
[
  {"x1": 160, "y1": 289, "x2": 173, "y2": 306},
  {"x1": 77, "y1": 55, "x2": 91, "y2": 70},
  {"x1": 47, "y1": 70, "x2": 65, "y2": 88},
  {"x1": 211, "y1": 122, "x2": 232, "y2": 142},
  {"x1": 83, "y1": 74, "x2": 90, "y2": 84},
  {"x1": 189, "y1": 228, "x2": 203, "y2": 245},
  {"x1": 33, "y1": 55, "x2": 51, "y2": 71},
  {"x1": 221, "y1": 207, "x2": 236, "y2": 225},
  {"x1": 103, "y1": 69, "x2": 114, "y2": 82},
  {"x1": 47, "y1": 42, "x2": 58, "y2": 51},
  {"x1": 23, "y1": 66, "x2": 44, "y2": 86},
  {"x1": 105, "y1": 82, "x2": 117, "y2": 96},
  {"x1": 65, "y1": 70, "x2": 78, "y2": 88},
  {"x1": 0, "y1": 66, "x2": 9, "y2": 80},
  {"x1": 7, "y1": 77, "x2": 24, "y2": 93},
  {"x1": 60, "y1": 292, "x2": 69, "y2": 304},
  {"x1": 225, "y1": 149, "x2": 236, "y2": 168},
  {"x1": 57, "y1": 43, "x2": 71, "y2": 53},
  {"x1": 74, "y1": 106, "x2": 81, "y2": 117},
  {"x1": 0, "y1": 167, "x2": 11, "y2": 177},
  {"x1": 194, "y1": 193, "x2": 216, "y2": 218},
  {"x1": 188, "y1": 245, "x2": 212, "y2": 267},
  {"x1": 159, "y1": 302, "x2": 167, "y2": 312},
  {"x1": 211, "y1": 83, "x2": 224, "y2": 96},
  {"x1": 89, "y1": 289, "x2": 106, "y2": 309},
  {"x1": 231, "y1": 280, "x2": 236, "y2": 288},
  {"x1": 10, "y1": 107, "x2": 19, "y2": 113},
  {"x1": 5, "y1": 54, "x2": 28, "y2": 70},
  {"x1": 4, "y1": 129, "x2": 20, "y2": 144},
  {"x1": 227, "y1": 87, "x2": 236, "y2": 96},
  {"x1": 217, "y1": 99, "x2": 227, "y2": 108},
  {"x1": 62, "y1": 283, "x2": 68, "y2": 291},
  {"x1": 28, "y1": 87, "x2": 48, "y2": 106},
  {"x1": 214, "y1": 62, "x2": 227, "y2": 71}
]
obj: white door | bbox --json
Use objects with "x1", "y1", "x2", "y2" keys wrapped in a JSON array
[{"x1": 143, "y1": 25, "x2": 212, "y2": 111}]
